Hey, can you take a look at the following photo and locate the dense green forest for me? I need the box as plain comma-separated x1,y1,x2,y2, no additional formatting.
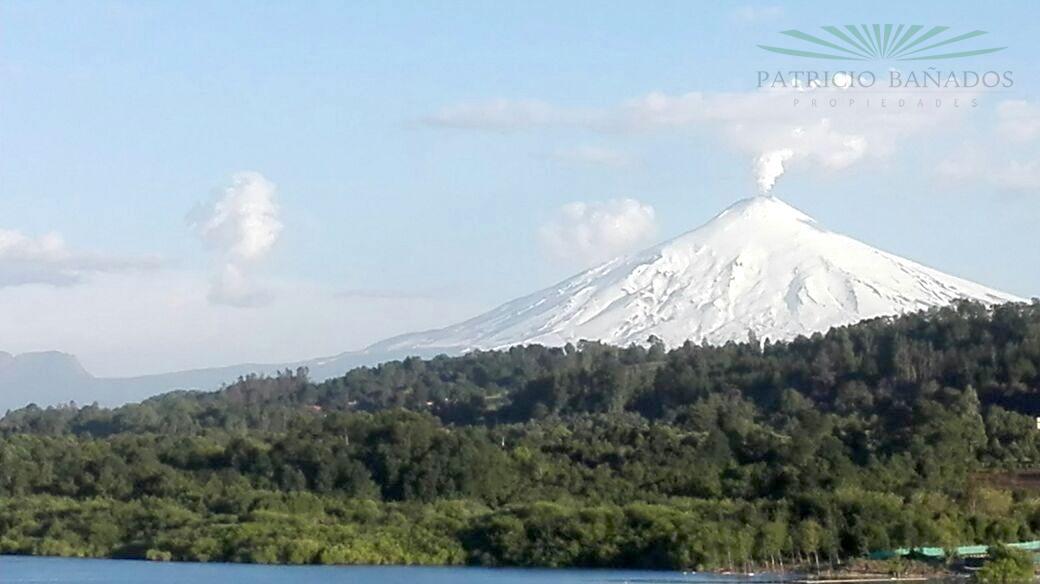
2,300,1040,570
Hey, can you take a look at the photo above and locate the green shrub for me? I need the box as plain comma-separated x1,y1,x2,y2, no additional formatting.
145,549,173,561
977,545,1034,584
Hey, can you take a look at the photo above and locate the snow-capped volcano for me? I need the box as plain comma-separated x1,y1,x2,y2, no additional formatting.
0,196,1024,412
370,196,1021,352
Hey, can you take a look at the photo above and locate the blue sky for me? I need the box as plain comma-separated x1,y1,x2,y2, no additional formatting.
1,1,1038,375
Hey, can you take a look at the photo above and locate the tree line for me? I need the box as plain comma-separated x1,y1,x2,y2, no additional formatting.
1,300,1040,570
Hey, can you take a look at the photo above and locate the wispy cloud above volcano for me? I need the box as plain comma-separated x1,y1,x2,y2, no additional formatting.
427,85,974,193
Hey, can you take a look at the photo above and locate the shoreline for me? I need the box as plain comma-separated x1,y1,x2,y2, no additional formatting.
0,552,956,581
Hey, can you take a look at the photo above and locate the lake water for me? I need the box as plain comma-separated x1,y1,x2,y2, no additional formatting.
0,557,781,584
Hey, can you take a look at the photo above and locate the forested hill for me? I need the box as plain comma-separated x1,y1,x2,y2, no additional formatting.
1,300,1040,569
7,300,1040,436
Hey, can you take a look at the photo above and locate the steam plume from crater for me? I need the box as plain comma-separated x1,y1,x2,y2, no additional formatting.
754,149,794,194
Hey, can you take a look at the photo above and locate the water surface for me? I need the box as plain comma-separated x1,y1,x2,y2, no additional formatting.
0,557,779,584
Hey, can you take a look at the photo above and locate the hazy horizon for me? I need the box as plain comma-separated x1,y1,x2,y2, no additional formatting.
2,1,1039,377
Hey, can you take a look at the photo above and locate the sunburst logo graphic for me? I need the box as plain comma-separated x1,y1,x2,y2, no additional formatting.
758,25,1006,61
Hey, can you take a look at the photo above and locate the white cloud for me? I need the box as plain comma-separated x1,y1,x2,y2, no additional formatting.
936,99,1040,192
992,160,1040,190
617,90,963,188
208,263,272,307
996,100,1040,142
0,228,161,287
939,148,1040,191
190,171,283,306
429,86,973,193
192,171,282,261
539,198,658,267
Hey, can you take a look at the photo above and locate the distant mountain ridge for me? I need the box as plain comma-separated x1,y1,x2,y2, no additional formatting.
0,348,442,413
0,351,91,392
